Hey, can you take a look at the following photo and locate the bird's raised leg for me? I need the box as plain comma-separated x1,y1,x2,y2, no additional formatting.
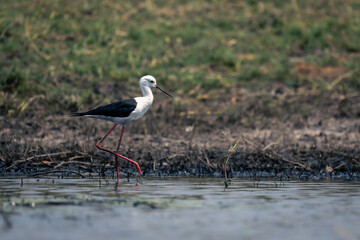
96,124,143,178
114,126,125,182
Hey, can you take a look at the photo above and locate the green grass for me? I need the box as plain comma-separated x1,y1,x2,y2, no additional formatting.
1,0,360,116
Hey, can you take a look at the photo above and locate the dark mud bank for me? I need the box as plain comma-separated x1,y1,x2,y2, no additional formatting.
1,114,359,180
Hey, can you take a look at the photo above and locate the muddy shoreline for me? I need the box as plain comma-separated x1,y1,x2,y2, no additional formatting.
1,91,360,180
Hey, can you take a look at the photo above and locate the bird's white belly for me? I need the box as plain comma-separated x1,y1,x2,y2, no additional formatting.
87,115,133,125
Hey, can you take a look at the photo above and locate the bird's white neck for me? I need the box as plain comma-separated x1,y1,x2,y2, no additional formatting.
141,85,153,98
134,85,154,115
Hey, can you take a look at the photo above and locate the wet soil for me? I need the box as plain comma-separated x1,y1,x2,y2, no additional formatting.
1,89,359,180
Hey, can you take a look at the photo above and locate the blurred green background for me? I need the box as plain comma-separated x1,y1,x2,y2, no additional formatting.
1,0,359,117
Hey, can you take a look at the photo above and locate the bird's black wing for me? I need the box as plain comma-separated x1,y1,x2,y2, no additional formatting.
72,99,137,118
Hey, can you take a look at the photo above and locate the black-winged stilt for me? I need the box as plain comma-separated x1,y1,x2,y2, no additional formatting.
72,75,172,182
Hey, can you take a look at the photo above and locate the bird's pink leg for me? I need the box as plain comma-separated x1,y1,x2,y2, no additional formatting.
96,124,143,178
114,126,125,182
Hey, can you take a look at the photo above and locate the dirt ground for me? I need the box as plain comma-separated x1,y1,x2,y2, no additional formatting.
1,88,359,180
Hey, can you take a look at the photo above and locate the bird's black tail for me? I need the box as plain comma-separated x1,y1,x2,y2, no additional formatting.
70,112,86,117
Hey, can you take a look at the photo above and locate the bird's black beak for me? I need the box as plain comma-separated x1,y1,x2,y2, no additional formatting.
155,85,173,97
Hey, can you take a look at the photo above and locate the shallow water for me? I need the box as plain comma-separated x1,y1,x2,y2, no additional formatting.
1,177,360,240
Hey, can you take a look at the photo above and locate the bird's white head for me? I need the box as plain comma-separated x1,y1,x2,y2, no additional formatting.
139,75,173,97
140,75,157,88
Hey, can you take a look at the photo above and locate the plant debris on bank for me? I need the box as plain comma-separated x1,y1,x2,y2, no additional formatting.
1,90,359,181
